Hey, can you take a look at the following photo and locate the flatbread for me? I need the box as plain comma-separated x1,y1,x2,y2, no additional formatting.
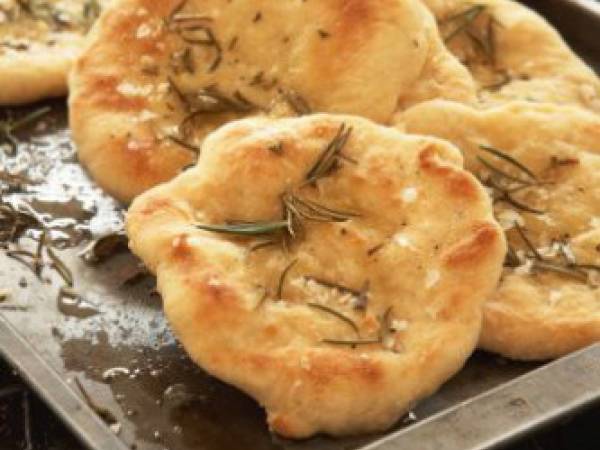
69,0,476,203
126,114,506,437
0,0,106,105
398,100,600,360
397,0,477,110
417,0,600,112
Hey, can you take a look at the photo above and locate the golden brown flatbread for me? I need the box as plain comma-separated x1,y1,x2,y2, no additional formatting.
0,0,106,104
398,100,600,360
126,114,506,437
69,0,476,203
418,0,600,112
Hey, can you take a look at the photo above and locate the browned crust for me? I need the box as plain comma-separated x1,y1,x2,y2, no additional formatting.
481,304,600,361
443,222,501,266
419,145,479,199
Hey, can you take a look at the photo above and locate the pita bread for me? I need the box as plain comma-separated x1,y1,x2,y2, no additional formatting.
69,0,476,203
126,114,506,437
398,100,600,360
0,0,106,105
417,0,600,112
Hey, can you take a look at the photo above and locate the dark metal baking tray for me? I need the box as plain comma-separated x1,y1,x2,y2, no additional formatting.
0,1,599,449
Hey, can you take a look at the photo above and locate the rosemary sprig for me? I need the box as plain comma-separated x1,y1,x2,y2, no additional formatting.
1,106,51,155
282,192,358,223
82,0,101,25
477,156,533,186
195,220,290,236
480,145,537,181
276,259,297,299
166,1,222,73
321,338,381,347
171,79,257,116
6,249,41,275
307,303,359,334
166,134,201,155
320,306,397,349
182,26,222,73
477,144,545,215
510,223,599,284
305,276,370,310
0,201,42,242
280,88,312,115
79,231,128,263
513,222,542,260
194,122,358,244
442,4,486,43
532,260,587,282
14,0,82,29
487,179,545,215
442,4,501,66
305,123,353,185
504,244,520,268
46,244,73,287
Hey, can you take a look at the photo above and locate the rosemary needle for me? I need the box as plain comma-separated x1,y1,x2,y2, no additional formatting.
276,259,297,299
307,303,359,335
196,220,289,236
443,4,486,43
321,338,381,347
479,145,537,181
305,123,353,185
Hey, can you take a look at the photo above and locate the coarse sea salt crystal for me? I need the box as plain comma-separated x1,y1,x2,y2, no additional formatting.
401,187,418,203
207,277,222,287
391,319,408,332
548,290,562,306
496,209,524,230
393,233,414,249
136,23,153,39
425,269,440,289
116,82,153,97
